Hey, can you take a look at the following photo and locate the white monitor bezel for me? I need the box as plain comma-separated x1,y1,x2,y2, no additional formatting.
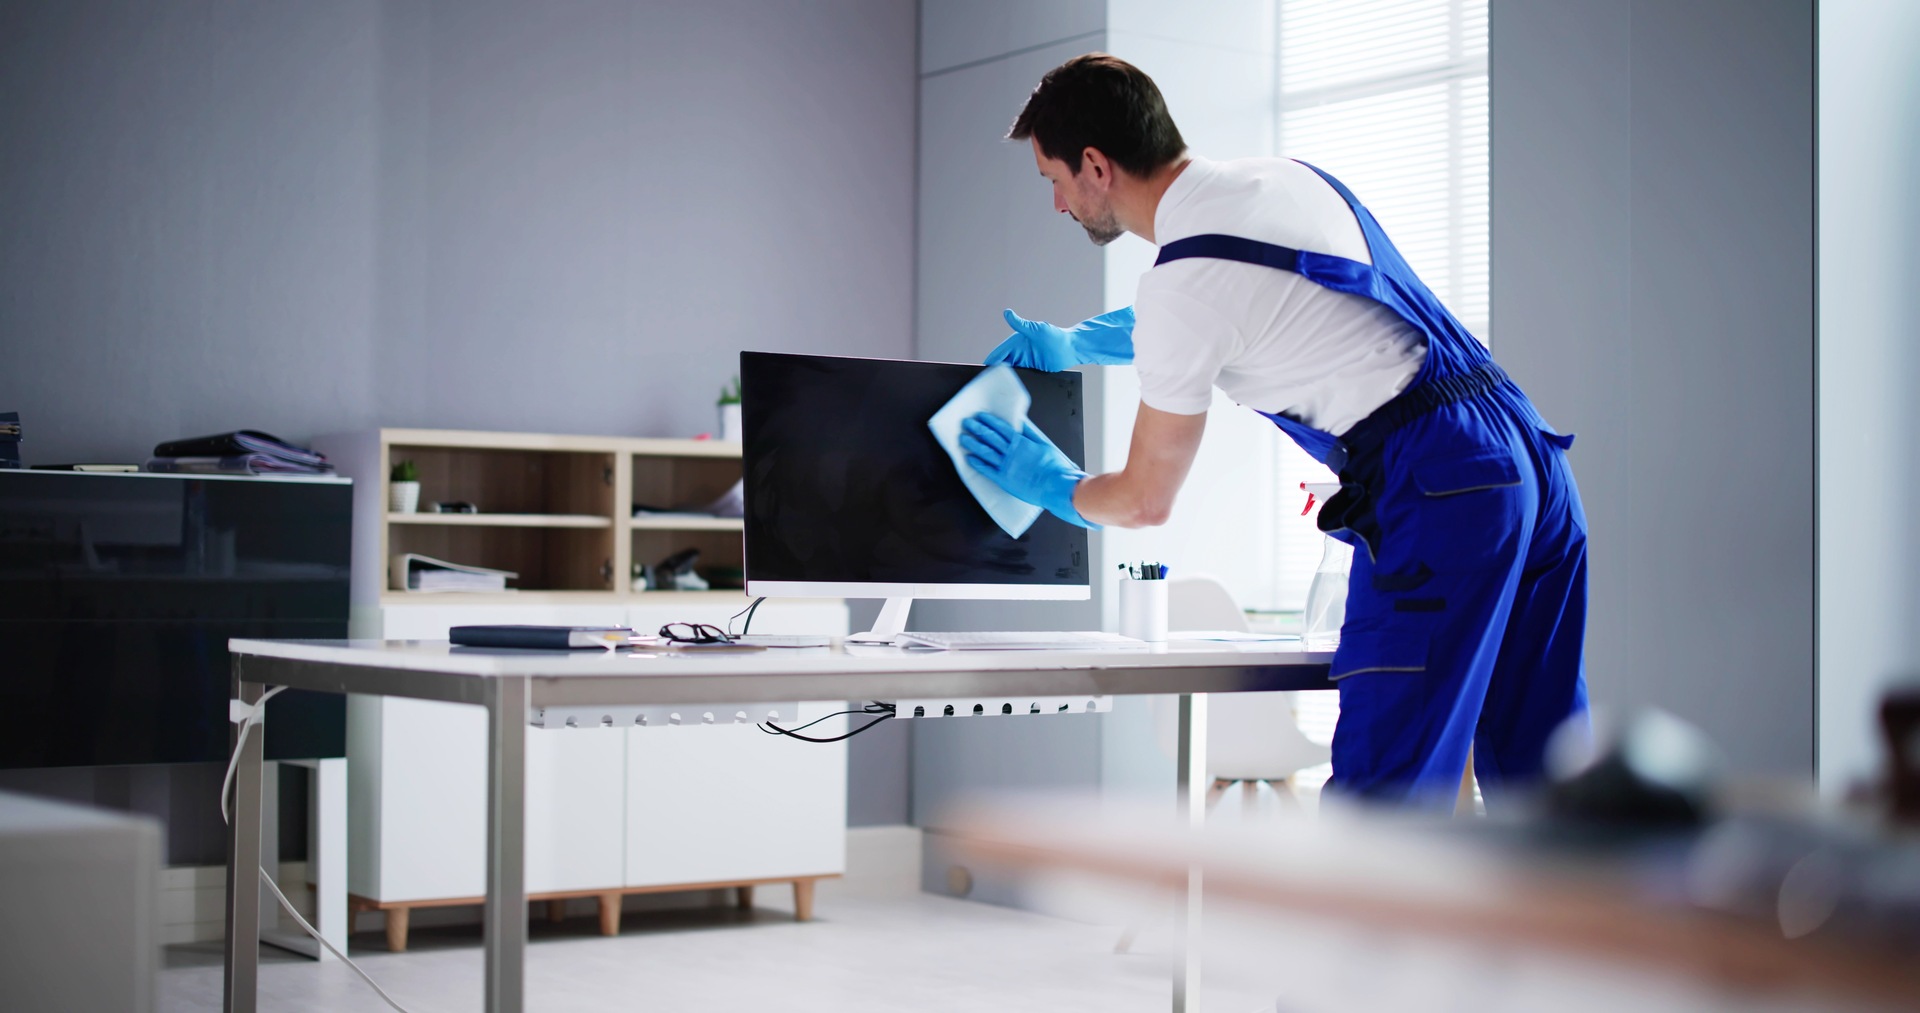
745,579,1089,601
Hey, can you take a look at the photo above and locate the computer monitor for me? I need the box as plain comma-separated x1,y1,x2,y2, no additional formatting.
740,352,1090,639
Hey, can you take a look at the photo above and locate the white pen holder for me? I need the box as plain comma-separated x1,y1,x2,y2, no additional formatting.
1118,578,1168,643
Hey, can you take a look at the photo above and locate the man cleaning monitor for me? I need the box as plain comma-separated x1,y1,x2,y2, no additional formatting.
957,54,1590,809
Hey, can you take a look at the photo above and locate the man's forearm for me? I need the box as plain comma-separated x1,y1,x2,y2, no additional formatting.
1063,400,1207,529
1074,470,1174,528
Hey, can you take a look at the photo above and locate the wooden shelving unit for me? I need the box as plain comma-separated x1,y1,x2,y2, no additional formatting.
321,428,758,601
310,428,851,953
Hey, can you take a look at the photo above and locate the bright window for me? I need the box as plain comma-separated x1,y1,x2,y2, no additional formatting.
1271,0,1489,792
1266,0,1491,613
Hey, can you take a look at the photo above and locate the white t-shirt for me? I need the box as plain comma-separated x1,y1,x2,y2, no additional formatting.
1133,156,1427,434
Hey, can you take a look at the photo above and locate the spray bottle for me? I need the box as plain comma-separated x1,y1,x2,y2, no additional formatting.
1299,483,1353,645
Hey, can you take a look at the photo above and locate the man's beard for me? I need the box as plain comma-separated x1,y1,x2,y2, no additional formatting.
1074,206,1123,246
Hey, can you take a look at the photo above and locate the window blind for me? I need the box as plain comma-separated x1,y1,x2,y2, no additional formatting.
1265,0,1489,616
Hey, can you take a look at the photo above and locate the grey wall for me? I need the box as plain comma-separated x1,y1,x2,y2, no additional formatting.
911,4,1111,896
1816,0,1920,794
1490,0,1815,776
0,0,916,463
0,0,920,844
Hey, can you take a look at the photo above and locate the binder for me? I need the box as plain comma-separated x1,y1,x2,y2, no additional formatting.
391,553,517,592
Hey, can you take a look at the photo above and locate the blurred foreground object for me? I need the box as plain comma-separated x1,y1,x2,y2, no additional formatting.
1883,687,1920,823
0,791,160,1012
1545,709,1719,829
947,780,1920,1010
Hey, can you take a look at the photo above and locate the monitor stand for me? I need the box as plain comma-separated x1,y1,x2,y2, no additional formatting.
845,597,913,644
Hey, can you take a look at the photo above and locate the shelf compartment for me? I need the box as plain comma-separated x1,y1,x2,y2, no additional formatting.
387,445,615,519
388,524,614,593
631,528,745,591
390,513,611,529
630,454,740,518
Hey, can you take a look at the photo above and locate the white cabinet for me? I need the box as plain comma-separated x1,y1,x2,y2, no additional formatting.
348,598,849,920
626,706,846,887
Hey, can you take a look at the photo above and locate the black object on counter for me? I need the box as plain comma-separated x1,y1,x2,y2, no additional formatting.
0,469,351,767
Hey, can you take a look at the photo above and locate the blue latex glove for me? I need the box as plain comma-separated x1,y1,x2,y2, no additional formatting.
959,413,1100,529
983,306,1136,371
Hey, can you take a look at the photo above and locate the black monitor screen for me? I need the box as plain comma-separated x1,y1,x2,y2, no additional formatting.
741,352,1090,588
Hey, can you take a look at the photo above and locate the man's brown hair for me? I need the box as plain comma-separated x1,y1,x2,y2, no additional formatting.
1007,54,1186,177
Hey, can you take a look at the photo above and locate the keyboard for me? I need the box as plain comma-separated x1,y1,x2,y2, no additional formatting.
895,631,1145,651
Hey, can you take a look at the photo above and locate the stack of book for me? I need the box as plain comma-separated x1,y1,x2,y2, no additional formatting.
145,430,334,475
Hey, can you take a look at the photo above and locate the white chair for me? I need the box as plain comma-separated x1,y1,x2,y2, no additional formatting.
1167,576,1331,808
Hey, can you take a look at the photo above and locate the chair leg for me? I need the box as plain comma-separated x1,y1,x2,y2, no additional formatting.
384,906,410,953
1242,779,1259,809
597,892,621,936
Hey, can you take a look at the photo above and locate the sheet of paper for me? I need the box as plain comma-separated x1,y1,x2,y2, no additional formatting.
1169,630,1303,643
927,364,1044,539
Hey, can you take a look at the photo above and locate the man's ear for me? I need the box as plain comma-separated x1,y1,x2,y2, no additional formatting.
1079,147,1114,188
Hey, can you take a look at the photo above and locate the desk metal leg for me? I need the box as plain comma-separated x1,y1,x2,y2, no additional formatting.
1174,692,1208,1013
484,677,529,1013
223,675,264,1013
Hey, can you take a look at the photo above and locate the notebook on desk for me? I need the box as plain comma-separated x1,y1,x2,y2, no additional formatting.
450,625,632,650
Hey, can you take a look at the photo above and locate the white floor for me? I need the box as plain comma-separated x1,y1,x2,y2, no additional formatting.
159,890,1277,1013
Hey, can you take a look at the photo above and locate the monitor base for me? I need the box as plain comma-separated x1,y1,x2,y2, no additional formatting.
845,597,913,644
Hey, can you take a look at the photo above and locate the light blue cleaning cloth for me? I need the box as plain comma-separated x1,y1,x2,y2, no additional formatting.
928,364,1044,539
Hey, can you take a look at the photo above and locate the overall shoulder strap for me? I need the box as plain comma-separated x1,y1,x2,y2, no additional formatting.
1155,234,1302,271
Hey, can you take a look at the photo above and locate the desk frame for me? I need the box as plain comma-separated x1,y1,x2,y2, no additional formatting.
222,645,1332,1013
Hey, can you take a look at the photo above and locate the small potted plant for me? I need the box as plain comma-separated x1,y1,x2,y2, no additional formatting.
389,459,421,513
717,375,743,443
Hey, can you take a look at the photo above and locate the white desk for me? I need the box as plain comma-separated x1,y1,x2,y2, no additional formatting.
221,637,1335,1013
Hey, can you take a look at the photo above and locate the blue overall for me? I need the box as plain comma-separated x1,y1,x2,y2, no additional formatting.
1155,163,1590,808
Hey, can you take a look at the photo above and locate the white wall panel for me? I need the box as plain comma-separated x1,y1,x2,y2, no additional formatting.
1490,0,1814,776
1816,0,1920,793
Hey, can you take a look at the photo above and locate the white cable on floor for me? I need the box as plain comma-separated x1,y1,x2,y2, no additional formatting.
257,862,418,1013
223,685,423,1013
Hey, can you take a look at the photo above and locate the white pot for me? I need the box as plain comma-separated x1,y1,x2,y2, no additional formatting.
718,402,743,442
389,481,421,514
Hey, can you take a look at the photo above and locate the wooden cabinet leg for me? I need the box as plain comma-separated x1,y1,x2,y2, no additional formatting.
385,906,410,953
735,885,754,910
791,879,815,922
597,892,621,936
547,899,567,924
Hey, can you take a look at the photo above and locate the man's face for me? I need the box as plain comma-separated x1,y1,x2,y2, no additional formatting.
1032,138,1122,246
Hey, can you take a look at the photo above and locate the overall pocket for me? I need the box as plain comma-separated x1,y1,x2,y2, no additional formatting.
1330,629,1429,680
1412,449,1523,497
